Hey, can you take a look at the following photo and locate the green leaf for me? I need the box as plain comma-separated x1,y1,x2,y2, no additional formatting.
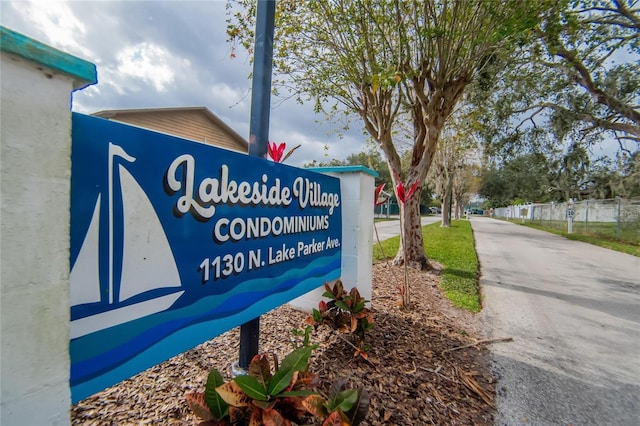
346,387,370,426
204,369,229,420
335,300,350,311
268,346,312,395
322,291,336,299
267,369,294,396
328,389,358,412
234,375,268,401
278,389,318,398
279,346,312,374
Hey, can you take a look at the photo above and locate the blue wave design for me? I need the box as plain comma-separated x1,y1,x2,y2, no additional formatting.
71,252,341,403
71,252,340,361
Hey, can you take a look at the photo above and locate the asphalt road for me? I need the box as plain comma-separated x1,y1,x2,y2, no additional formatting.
472,217,640,425
372,216,441,241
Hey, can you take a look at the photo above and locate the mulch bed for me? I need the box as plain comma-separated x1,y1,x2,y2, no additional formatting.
71,262,495,425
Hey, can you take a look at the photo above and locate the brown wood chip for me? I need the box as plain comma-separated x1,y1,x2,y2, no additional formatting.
71,262,495,425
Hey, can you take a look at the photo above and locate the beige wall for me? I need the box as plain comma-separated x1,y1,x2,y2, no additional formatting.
108,110,247,153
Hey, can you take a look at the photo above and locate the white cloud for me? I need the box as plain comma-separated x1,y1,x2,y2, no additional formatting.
2,0,366,163
209,83,250,110
269,129,364,167
9,0,93,58
114,42,183,93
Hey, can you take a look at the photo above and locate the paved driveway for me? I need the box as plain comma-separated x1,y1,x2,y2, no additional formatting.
472,217,640,425
373,216,441,241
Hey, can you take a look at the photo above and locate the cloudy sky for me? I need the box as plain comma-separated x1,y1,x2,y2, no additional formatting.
1,0,366,166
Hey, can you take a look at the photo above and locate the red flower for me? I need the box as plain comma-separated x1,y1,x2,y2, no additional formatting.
374,183,386,206
267,141,286,162
396,180,419,204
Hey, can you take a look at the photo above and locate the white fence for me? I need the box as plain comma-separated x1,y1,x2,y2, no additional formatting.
494,198,640,244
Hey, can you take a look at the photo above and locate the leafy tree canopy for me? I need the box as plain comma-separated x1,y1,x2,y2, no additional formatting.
472,0,639,158
227,0,548,268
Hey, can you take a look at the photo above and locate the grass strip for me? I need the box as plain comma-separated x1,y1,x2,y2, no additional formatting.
372,220,481,312
423,221,480,312
504,220,640,257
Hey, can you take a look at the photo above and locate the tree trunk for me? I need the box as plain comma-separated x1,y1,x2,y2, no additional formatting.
455,196,466,219
441,181,453,227
393,191,429,270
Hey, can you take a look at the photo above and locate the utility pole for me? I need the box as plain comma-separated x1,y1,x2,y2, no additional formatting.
238,0,276,371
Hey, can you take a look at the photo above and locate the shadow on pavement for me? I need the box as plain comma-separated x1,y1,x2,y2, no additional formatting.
491,353,640,426
482,279,639,323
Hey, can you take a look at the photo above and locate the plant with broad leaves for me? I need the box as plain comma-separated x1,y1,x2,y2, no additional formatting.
303,379,369,426
185,368,230,426
268,141,301,163
187,347,315,425
186,345,369,425
307,280,374,359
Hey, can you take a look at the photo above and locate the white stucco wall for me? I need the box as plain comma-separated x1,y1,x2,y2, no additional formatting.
289,168,375,312
1,53,81,425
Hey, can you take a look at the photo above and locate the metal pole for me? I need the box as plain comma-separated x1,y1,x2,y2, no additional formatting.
616,197,621,239
238,0,275,371
585,199,589,232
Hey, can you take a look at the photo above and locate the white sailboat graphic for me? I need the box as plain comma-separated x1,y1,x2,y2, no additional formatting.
70,142,184,339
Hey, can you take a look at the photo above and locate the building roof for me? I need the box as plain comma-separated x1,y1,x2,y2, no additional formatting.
92,106,248,151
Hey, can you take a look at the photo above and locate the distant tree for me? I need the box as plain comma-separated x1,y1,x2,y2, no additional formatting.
453,166,479,220
548,142,592,201
303,158,346,168
586,158,619,198
305,148,393,190
479,153,554,206
478,167,512,208
604,151,640,198
478,144,640,205
427,107,479,226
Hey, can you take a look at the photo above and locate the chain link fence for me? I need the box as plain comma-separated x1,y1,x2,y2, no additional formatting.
494,198,640,245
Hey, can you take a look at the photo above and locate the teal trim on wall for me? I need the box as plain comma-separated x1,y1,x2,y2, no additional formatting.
1,26,97,90
309,165,379,178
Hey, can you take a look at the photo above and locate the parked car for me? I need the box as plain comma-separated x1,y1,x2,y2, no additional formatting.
428,207,441,214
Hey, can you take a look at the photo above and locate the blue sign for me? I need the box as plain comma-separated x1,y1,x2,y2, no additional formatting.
69,113,341,402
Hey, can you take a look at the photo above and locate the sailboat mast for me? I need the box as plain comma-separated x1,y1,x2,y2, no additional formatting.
108,142,136,305
108,143,115,304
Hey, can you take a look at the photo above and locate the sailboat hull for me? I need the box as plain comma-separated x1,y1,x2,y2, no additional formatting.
70,291,184,340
